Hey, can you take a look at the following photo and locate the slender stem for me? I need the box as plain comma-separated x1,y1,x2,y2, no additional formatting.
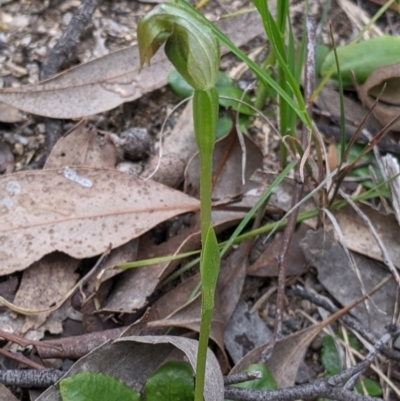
193,88,220,401
254,50,276,111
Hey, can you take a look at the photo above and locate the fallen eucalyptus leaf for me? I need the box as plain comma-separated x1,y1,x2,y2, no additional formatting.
0,168,199,275
0,12,265,119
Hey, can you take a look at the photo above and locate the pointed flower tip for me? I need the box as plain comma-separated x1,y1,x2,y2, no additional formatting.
137,1,220,91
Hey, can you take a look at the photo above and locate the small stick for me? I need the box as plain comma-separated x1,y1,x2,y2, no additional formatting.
293,285,400,361
40,0,98,157
0,369,64,388
224,371,262,386
0,348,45,370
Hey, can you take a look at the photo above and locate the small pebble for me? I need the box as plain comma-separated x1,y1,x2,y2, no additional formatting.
13,142,23,156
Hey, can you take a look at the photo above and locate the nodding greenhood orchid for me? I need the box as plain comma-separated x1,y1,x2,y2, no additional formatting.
138,3,221,400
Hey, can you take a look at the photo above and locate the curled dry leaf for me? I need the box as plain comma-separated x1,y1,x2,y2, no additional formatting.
0,168,199,275
13,253,79,335
358,62,400,131
229,325,323,388
45,121,117,169
0,12,265,119
36,335,224,401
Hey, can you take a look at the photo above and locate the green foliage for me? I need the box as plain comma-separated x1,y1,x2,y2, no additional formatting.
145,361,195,401
225,364,277,401
168,70,255,116
320,335,382,400
59,372,141,401
339,143,385,190
320,36,400,87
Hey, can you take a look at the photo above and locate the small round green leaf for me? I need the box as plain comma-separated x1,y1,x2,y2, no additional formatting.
59,372,140,401
216,117,233,139
168,70,194,99
145,361,194,401
217,86,255,116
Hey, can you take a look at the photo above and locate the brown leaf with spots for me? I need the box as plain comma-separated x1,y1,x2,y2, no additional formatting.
0,12,265,119
0,168,199,275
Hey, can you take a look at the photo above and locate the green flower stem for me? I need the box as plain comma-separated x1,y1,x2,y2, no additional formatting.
193,88,220,401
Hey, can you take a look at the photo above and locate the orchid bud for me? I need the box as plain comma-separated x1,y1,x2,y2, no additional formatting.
137,1,220,91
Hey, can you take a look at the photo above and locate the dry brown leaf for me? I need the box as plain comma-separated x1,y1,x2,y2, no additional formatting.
0,102,25,123
333,203,400,269
185,127,263,202
229,325,322,388
218,243,250,324
358,62,400,131
315,85,382,132
141,100,196,188
0,12,265,119
0,383,19,401
300,228,397,339
247,224,309,277
101,229,200,313
13,253,79,334
0,168,199,275
45,121,117,169
148,273,227,364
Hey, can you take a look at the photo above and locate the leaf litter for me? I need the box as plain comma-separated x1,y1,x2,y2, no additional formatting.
2,0,400,399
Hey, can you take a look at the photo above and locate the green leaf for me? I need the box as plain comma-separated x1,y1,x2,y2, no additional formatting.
59,372,140,401
356,378,382,396
200,225,221,309
175,0,312,128
321,336,341,376
315,43,330,77
216,117,232,139
321,36,400,86
217,86,255,116
168,70,194,99
168,70,254,115
215,71,234,88
145,361,195,401
225,364,277,401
